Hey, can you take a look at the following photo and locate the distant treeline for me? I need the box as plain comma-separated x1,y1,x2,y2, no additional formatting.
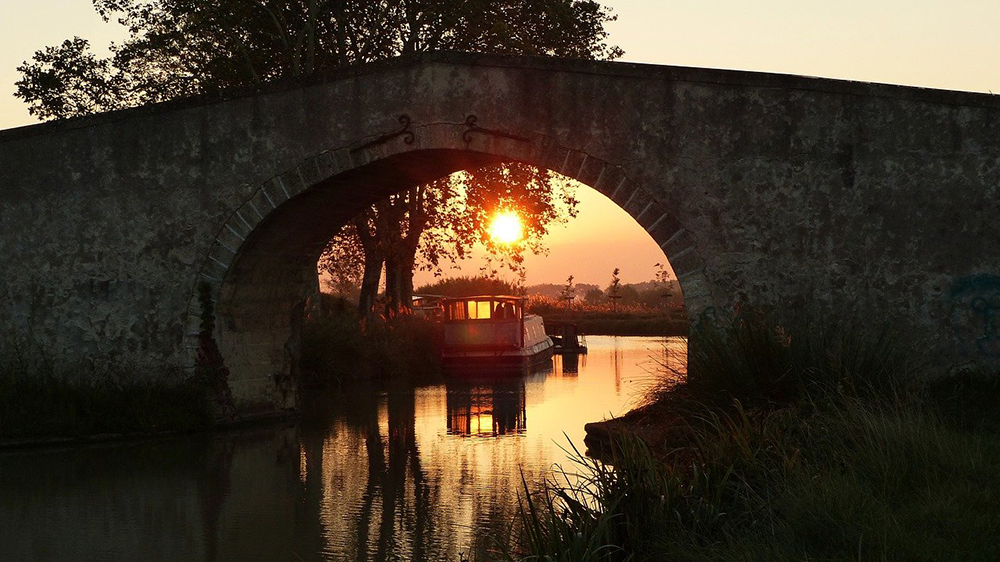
412,275,687,336
414,276,521,297
414,275,683,310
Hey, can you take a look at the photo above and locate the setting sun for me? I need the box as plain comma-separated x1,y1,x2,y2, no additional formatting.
488,211,523,244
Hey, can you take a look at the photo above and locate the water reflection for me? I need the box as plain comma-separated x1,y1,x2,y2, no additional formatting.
553,352,581,375
446,379,528,437
0,336,685,562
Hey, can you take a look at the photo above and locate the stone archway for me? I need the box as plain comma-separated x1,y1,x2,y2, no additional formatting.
190,117,710,411
5,53,999,412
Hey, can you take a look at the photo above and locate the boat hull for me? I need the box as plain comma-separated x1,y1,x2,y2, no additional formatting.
442,338,554,375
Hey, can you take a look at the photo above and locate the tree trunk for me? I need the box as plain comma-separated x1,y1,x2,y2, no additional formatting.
400,257,415,309
354,212,384,318
383,254,403,315
358,252,383,317
377,193,409,315
395,185,428,311
393,247,416,311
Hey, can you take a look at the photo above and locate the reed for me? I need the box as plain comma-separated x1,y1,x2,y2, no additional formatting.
501,315,1000,561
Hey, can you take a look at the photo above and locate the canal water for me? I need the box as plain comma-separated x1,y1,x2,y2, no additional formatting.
1,336,685,562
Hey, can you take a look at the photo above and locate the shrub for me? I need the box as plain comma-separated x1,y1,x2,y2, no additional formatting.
300,303,441,387
416,275,522,297
650,310,915,410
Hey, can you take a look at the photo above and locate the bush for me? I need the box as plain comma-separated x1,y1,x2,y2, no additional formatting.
300,303,441,387
416,275,522,297
649,310,914,410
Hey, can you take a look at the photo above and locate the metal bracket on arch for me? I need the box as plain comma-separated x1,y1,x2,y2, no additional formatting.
350,115,415,153
462,115,531,144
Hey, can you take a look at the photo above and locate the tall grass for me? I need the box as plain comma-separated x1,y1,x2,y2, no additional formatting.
526,295,673,316
527,294,687,336
501,313,1000,561
648,310,914,410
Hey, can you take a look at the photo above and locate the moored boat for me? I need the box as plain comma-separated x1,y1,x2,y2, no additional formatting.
439,295,554,374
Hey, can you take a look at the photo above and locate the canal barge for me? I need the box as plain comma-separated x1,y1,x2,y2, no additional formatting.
439,295,554,373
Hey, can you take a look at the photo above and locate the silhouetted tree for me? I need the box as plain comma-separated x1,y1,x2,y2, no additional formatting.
16,1,622,119
608,267,622,310
559,275,576,311
16,0,618,316
583,287,604,303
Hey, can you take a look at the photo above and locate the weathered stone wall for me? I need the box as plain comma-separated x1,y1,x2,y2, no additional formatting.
1,53,998,411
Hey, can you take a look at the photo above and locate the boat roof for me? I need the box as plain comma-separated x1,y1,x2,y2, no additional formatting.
440,295,526,301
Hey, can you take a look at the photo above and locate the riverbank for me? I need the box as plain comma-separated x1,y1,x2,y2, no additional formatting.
0,409,298,451
503,315,1000,561
540,311,686,336
0,304,438,443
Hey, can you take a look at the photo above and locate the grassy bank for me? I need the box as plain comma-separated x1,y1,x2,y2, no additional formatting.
500,313,1000,561
541,312,686,337
528,296,686,337
0,335,212,439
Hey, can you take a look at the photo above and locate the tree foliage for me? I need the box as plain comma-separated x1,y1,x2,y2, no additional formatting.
414,275,522,298
14,37,120,121
16,0,622,119
15,0,620,316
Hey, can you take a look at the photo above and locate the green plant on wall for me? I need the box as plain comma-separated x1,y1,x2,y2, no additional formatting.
195,282,235,419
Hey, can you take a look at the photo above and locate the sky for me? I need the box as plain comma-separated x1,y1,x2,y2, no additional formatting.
4,1,1000,285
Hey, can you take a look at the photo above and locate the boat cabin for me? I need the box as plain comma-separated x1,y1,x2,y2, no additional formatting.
439,295,554,372
441,296,527,349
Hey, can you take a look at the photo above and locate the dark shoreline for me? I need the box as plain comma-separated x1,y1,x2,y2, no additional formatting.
542,314,687,337
0,410,300,452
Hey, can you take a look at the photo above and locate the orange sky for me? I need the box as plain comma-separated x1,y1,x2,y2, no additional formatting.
5,1,1000,284
413,181,669,287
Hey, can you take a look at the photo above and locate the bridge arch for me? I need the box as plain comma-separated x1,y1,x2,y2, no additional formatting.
192,120,709,410
4,53,999,415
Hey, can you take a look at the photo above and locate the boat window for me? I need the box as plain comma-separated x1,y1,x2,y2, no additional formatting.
446,299,522,320
448,301,466,320
466,300,493,320
494,301,519,319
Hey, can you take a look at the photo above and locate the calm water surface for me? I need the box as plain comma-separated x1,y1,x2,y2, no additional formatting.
1,336,686,561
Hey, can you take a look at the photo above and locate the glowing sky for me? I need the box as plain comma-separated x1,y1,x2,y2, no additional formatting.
4,1,999,284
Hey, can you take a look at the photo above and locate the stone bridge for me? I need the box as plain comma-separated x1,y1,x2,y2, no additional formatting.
2,53,998,412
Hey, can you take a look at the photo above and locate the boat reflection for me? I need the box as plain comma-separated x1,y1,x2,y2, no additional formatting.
446,379,528,437
553,353,581,375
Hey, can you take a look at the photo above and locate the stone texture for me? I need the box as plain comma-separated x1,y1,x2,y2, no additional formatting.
1,52,999,411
